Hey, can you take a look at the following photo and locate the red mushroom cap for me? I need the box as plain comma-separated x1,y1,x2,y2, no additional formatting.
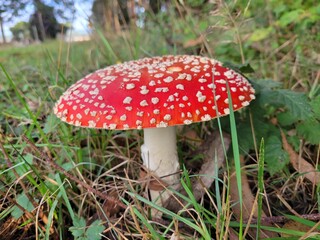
53,55,255,130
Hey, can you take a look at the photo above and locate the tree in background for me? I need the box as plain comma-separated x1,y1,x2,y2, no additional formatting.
29,0,75,41
0,0,75,43
29,0,59,41
149,0,162,14
0,0,28,43
9,21,30,42
90,0,170,33
91,0,131,33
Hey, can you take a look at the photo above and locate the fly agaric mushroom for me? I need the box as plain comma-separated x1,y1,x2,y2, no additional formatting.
53,55,255,207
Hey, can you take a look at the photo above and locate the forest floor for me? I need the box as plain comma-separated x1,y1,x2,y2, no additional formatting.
0,2,320,239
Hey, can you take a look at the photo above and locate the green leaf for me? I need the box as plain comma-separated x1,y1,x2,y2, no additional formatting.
259,89,312,121
11,193,35,219
236,104,276,155
86,220,105,240
277,111,297,126
69,216,86,238
73,216,87,228
222,62,254,75
43,113,61,134
311,95,320,119
8,154,33,181
287,135,300,152
278,9,304,27
249,27,273,42
256,79,282,89
2,107,30,121
297,118,320,144
251,79,281,94
237,117,271,154
237,122,254,154
69,216,104,240
265,136,289,175
238,63,255,74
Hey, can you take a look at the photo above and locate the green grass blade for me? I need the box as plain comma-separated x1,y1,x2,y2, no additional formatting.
96,28,119,63
55,174,75,220
285,214,320,230
0,64,47,142
45,193,61,240
257,138,265,239
126,192,207,237
214,149,222,213
226,81,243,239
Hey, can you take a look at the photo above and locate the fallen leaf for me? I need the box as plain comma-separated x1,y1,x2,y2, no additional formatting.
281,130,320,185
182,129,202,148
281,220,318,238
139,168,168,191
183,35,205,48
164,132,230,213
101,190,123,217
230,157,278,239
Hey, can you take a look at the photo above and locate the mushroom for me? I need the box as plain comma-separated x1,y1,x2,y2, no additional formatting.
53,55,255,208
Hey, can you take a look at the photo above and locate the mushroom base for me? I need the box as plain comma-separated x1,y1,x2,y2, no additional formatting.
141,126,180,207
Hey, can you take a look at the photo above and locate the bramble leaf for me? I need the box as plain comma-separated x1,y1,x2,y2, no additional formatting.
259,89,312,121
277,111,297,126
238,63,255,74
69,216,86,238
278,9,304,27
11,193,35,219
43,113,61,134
86,220,105,240
265,136,289,175
69,216,104,240
254,79,282,89
297,118,320,144
249,27,273,42
311,95,320,119
222,62,254,75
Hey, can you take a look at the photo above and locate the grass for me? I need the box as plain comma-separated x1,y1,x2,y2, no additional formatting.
1,1,320,239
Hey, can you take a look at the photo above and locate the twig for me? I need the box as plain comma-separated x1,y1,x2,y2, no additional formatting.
249,213,320,224
21,135,127,210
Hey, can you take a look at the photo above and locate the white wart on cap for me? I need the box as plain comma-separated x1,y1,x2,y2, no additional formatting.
53,55,255,129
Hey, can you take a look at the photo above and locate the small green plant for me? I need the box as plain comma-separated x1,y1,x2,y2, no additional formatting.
69,216,105,240
250,78,317,175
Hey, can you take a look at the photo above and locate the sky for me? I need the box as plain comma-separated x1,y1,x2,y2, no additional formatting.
3,1,93,40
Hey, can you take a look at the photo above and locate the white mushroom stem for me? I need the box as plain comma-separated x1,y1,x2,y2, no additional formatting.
141,126,180,206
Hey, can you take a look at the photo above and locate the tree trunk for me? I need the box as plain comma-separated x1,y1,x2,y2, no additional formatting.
128,0,136,22
105,3,112,32
0,17,6,43
112,1,121,33
37,12,46,41
149,0,162,14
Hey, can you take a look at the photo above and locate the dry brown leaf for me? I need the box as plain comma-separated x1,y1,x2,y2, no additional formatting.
89,190,122,229
281,220,319,238
139,168,168,191
281,131,320,185
164,132,230,213
183,35,205,48
230,157,278,239
182,129,203,148
101,191,123,218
